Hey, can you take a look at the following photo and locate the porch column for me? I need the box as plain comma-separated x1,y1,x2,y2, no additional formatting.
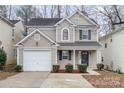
78,51,81,64
55,47,58,64
73,49,76,69
52,45,58,65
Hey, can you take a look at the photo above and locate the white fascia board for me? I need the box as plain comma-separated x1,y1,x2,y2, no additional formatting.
16,29,57,46
54,18,76,26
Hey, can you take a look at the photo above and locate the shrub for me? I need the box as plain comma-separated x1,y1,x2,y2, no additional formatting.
52,65,60,72
65,63,73,73
14,65,22,72
0,48,7,70
97,63,104,71
77,64,87,73
116,67,122,74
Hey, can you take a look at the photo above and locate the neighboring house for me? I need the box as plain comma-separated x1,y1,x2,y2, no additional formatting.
0,15,24,65
100,27,124,73
16,11,101,71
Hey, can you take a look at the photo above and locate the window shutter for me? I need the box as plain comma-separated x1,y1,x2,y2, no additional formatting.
79,30,82,40
88,30,91,40
59,50,62,60
69,50,71,60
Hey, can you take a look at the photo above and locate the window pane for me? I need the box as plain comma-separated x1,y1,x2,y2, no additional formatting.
62,51,69,59
80,30,88,40
83,35,88,39
63,29,68,40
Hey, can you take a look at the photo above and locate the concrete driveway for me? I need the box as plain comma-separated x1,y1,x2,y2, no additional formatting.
40,73,94,88
0,72,49,88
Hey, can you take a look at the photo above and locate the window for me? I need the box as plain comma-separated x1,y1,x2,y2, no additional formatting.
105,43,107,48
13,48,17,59
110,38,112,42
12,29,15,37
62,28,69,40
80,30,89,40
62,51,69,59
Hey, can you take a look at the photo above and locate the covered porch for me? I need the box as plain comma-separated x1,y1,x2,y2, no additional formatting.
53,41,101,70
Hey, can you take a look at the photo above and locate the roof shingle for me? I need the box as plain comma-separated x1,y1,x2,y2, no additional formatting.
9,20,20,24
27,18,62,26
58,41,101,47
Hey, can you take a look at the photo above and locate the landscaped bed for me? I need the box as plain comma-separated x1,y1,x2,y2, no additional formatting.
51,70,88,73
82,70,124,88
0,71,18,80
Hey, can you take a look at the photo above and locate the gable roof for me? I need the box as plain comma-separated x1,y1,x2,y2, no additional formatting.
9,20,20,24
68,11,99,27
0,15,14,27
16,29,57,46
27,18,62,26
54,18,76,26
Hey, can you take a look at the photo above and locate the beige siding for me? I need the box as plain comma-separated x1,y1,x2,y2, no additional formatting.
57,51,74,69
75,27,97,41
100,29,124,72
56,20,75,43
57,50,98,69
17,32,56,66
23,32,52,47
89,51,97,68
27,27,56,41
14,21,24,44
69,12,94,25
0,20,15,65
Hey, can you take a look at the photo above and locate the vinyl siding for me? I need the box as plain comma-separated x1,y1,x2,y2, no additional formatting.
100,29,124,72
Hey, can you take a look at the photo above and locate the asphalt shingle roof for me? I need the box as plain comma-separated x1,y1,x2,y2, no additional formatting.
27,18,62,26
9,20,20,24
58,41,101,46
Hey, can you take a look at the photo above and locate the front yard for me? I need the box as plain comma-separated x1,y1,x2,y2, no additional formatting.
0,71,18,80
83,70,124,88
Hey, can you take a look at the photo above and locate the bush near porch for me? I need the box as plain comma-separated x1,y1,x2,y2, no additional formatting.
77,64,87,73
52,63,88,73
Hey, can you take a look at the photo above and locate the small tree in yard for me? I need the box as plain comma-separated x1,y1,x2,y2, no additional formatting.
0,48,7,70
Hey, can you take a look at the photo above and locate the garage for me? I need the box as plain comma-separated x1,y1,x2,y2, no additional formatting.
23,49,51,71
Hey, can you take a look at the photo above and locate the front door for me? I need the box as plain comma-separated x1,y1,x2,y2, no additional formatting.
81,51,89,66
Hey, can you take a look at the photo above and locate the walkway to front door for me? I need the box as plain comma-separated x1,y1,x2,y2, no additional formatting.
40,73,94,88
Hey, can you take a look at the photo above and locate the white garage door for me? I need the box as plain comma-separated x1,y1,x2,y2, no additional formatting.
23,49,51,71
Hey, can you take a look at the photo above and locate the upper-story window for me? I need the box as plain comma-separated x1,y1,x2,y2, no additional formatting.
79,29,91,40
12,29,15,37
61,28,69,41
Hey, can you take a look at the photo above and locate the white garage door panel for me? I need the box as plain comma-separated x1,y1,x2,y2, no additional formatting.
23,50,51,71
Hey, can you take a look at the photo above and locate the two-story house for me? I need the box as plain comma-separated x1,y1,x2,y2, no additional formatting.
16,11,101,71
0,15,24,65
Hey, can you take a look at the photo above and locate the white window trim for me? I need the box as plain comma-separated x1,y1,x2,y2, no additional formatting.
80,29,89,40
61,27,70,41
62,51,69,60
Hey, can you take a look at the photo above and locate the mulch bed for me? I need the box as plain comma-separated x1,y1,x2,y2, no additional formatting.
0,71,19,80
82,70,124,88
51,70,88,73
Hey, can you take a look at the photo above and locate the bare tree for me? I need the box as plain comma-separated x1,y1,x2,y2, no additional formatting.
16,5,37,24
0,5,8,18
50,5,56,18
56,5,61,18
41,5,47,18
64,5,71,17
8,5,12,19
